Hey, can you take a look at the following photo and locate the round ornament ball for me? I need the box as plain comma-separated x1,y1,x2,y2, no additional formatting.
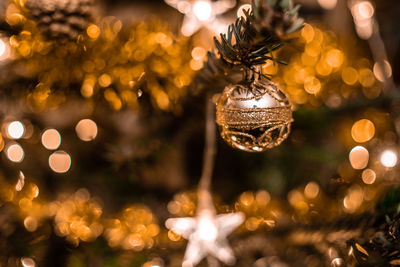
216,75,292,152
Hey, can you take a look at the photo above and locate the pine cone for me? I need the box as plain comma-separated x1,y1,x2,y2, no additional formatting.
25,0,95,39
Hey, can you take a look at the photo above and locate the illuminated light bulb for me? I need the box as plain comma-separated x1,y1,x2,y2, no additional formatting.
373,60,392,82
98,74,112,87
349,146,369,170
362,168,376,184
301,24,315,43
24,216,38,232
380,150,397,168
351,119,375,143
177,1,191,13
193,1,212,21
21,257,36,267
255,190,270,206
0,39,6,57
0,38,10,61
354,1,374,21
191,47,206,60
355,20,373,40
6,143,24,163
0,134,4,152
239,191,254,206
15,171,25,191
342,67,358,85
190,59,204,70
168,229,182,241
304,182,320,199
41,129,61,150
237,4,251,18
8,121,24,139
197,216,218,241
49,150,72,173
167,0,234,36
358,68,375,87
331,257,344,267
288,190,303,206
87,24,100,39
326,49,344,68
304,76,321,94
75,119,98,141
343,186,363,212
317,0,337,10
245,217,260,231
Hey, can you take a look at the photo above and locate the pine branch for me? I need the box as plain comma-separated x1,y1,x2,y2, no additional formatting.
196,0,303,92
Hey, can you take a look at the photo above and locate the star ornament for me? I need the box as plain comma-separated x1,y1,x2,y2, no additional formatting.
164,0,236,36
166,209,245,266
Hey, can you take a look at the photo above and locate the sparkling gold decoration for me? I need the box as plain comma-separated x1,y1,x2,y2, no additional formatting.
104,205,160,251
216,69,292,152
7,18,195,112
270,23,379,107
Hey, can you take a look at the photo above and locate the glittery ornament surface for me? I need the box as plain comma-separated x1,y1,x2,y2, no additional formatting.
216,77,292,152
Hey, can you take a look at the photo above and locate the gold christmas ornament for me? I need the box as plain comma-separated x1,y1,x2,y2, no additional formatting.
216,68,292,152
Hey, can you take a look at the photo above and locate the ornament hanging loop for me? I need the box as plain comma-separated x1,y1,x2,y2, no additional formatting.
244,65,262,82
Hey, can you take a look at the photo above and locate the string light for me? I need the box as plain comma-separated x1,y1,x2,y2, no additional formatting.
351,119,375,143
373,60,392,82
237,4,251,18
343,186,363,213
362,169,376,184
7,121,25,139
166,209,244,266
104,205,160,250
304,182,320,199
0,39,5,57
21,257,36,267
353,1,374,21
331,257,344,266
349,146,369,170
87,24,100,39
380,150,397,168
165,0,235,36
350,0,375,40
342,67,358,85
193,1,212,21
24,216,39,232
49,151,71,173
53,189,103,245
75,119,98,142
6,143,24,162
275,24,377,106
0,37,10,61
16,171,25,191
317,0,337,10
41,129,61,150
